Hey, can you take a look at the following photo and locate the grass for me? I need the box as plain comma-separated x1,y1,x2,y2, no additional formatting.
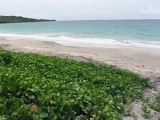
0,50,150,120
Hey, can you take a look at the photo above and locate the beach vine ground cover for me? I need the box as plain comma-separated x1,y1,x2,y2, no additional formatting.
0,50,150,120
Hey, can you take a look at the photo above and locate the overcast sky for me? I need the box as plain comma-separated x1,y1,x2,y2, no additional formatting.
0,0,160,20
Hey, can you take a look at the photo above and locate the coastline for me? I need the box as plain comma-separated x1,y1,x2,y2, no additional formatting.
0,36,160,79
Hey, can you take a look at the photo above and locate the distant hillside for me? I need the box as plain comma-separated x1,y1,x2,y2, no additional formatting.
0,16,56,23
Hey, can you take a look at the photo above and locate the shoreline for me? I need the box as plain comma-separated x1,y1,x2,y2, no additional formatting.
1,33,160,51
0,37,160,80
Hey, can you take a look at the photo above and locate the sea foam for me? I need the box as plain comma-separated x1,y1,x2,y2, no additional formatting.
0,33,160,49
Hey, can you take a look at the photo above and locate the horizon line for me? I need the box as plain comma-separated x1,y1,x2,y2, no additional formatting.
58,18,160,21
1,15,160,21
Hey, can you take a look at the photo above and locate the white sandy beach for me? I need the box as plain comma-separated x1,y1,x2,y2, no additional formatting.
0,37,160,80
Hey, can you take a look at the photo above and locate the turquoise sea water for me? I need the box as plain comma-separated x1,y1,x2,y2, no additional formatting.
0,20,160,48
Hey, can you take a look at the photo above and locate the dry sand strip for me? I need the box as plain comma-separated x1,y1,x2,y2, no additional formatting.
0,37,160,119
0,37,160,79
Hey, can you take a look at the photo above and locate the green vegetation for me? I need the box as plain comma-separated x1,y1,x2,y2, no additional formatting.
142,105,152,118
142,94,160,118
0,16,55,23
0,50,150,120
149,95,160,112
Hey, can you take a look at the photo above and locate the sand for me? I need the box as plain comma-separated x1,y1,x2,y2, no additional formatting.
0,36,160,119
0,37,160,79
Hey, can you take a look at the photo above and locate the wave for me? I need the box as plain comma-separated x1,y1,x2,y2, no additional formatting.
0,33,160,49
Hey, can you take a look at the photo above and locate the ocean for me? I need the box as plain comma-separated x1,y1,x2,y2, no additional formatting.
0,20,160,48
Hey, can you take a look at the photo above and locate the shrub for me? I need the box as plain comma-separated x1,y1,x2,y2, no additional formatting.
0,52,13,64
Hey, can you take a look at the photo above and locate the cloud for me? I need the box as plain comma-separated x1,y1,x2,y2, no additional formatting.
0,0,160,20
141,7,160,14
